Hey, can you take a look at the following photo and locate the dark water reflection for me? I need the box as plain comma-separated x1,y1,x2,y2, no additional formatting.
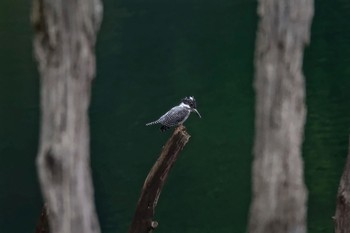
91,2,256,233
0,0,349,233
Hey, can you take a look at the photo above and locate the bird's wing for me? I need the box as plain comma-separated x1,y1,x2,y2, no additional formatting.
159,106,189,127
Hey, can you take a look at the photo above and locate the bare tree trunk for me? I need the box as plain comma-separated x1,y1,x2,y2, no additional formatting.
128,126,190,233
249,1,313,233
334,136,350,233
31,0,103,233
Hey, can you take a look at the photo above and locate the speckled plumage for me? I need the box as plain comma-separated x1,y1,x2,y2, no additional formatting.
146,96,201,132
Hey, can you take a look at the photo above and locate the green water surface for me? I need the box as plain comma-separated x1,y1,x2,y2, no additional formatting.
0,0,349,233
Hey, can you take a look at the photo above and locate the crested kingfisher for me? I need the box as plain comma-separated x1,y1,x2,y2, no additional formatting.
146,96,201,132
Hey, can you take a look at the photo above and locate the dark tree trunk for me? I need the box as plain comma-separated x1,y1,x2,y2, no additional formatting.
334,136,350,233
35,205,49,233
31,0,103,233
128,126,190,233
249,1,313,233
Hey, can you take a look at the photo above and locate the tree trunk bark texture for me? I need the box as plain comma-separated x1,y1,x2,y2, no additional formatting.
334,136,350,233
249,1,313,233
31,0,103,233
128,126,190,233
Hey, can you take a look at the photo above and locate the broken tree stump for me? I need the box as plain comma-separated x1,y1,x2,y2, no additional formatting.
128,125,190,233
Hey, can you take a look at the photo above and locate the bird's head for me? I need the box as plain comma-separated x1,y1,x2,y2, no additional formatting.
181,96,201,118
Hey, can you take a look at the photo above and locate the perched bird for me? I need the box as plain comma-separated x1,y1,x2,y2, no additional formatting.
146,96,201,132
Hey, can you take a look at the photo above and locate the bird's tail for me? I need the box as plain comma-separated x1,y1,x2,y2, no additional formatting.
146,120,160,126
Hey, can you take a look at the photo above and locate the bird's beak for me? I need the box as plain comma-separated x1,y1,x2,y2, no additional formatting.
193,109,201,118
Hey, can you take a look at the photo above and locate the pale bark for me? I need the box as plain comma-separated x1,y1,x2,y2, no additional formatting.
31,0,103,233
128,126,190,233
249,1,313,233
334,136,350,233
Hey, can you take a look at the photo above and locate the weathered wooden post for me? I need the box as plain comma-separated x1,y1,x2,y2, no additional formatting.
128,126,190,233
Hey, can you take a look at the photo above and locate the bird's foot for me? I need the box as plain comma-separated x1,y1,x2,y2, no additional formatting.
160,125,170,132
